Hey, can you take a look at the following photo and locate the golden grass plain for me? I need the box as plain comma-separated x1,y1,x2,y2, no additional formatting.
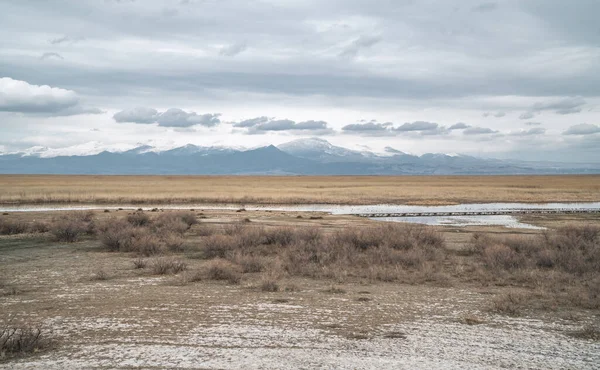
0,174,599,205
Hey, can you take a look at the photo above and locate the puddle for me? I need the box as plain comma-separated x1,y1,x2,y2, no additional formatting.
375,215,545,229
2,202,598,229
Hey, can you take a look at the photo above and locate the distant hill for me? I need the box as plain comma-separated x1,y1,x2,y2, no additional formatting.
1,138,598,175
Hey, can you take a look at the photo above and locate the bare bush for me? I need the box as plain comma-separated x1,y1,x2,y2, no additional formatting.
233,253,267,273
92,269,109,281
490,291,527,316
260,279,279,292
126,212,151,227
130,233,165,256
133,258,147,269
151,258,187,275
154,213,190,235
0,219,29,235
97,219,136,252
1,324,48,358
205,260,242,284
50,215,89,242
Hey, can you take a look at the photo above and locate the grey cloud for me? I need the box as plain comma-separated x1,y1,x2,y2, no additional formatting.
156,108,221,127
113,107,221,127
0,77,100,115
233,116,270,128
472,2,498,12
252,119,295,131
49,35,84,45
40,52,64,60
342,122,392,132
251,119,330,132
519,112,536,120
339,35,382,58
449,122,470,130
113,107,159,124
563,123,600,135
463,127,498,135
220,43,247,57
509,128,546,136
394,121,439,132
483,111,505,118
236,118,332,133
524,121,542,126
384,146,404,154
531,97,586,115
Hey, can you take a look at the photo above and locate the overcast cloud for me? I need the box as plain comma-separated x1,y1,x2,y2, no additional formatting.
0,0,599,162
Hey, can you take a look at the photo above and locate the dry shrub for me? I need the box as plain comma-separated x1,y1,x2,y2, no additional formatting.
260,279,279,292
151,258,187,275
491,291,527,316
130,233,165,256
282,224,445,281
50,214,90,242
133,258,147,269
97,218,136,252
29,221,50,233
482,244,523,270
154,213,190,235
1,324,48,359
472,226,600,276
205,259,242,284
126,212,151,227
163,233,185,252
92,269,109,281
233,252,267,273
262,227,296,246
0,219,29,235
196,224,219,237
567,325,600,341
200,235,239,259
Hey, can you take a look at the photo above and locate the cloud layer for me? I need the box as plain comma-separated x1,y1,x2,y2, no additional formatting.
0,77,100,116
114,107,221,127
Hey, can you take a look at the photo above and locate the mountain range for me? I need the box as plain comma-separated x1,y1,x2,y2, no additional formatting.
1,138,598,175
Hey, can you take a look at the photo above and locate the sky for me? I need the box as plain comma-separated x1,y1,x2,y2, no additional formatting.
1,0,599,162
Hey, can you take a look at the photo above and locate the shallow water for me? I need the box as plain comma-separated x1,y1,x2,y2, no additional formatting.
374,215,546,229
2,202,599,229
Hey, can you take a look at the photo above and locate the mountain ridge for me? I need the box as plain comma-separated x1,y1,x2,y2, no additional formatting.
1,138,599,175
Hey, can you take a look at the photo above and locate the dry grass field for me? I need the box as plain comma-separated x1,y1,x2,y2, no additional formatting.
1,209,600,368
0,175,599,205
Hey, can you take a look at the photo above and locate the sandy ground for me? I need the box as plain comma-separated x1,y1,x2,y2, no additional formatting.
1,210,599,369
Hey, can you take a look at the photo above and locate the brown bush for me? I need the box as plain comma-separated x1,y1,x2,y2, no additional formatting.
29,221,50,233
50,218,88,242
260,279,279,292
163,233,185,252
154,213,190,235
490,291,527,316
0,219,29,235
97,219,136,252
199,235,239,259
482,244,523,270
151,258,187,275
234,253,267,273
472,226,600,276
133,257,147,269
1,324,48,358
126,212,151,227
205,260,242,284
130,233,165,256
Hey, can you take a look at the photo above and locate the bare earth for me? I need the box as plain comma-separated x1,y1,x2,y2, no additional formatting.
1,175,599,205
1,209,599,369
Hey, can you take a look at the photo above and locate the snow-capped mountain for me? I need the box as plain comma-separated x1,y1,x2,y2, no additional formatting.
278,138,378,162
0,138,598,175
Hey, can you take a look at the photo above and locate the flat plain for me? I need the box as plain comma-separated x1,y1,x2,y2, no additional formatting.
1,175,599,369
1,174,599,205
